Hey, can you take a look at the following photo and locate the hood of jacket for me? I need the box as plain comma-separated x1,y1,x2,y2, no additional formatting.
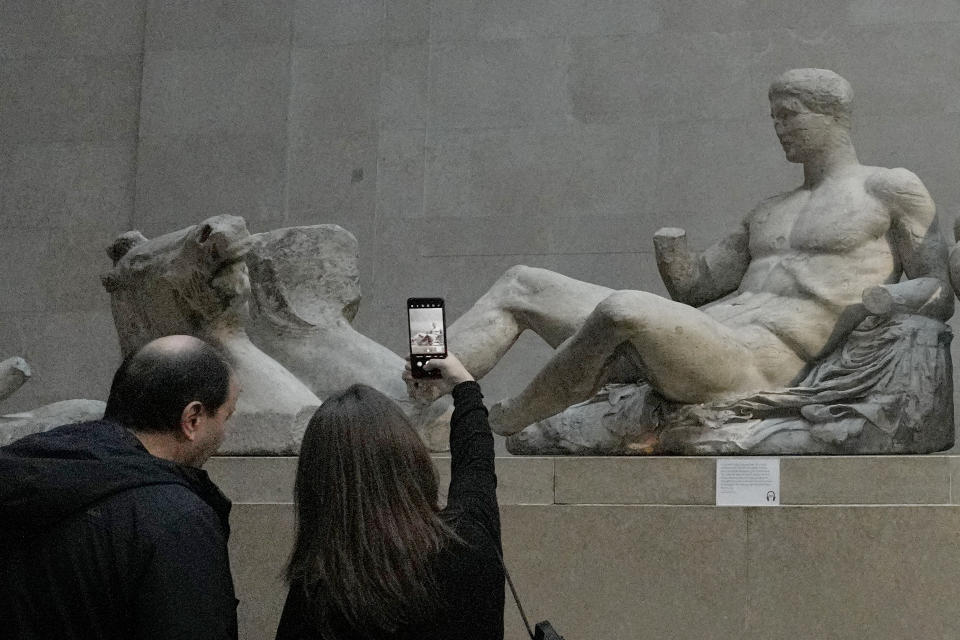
0,419,231,531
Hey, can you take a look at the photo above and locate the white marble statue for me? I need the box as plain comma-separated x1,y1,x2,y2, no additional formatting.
0,356,107,447
102,215,450,453
103,216,321,453
949,218,960,299
3,218,451,452
244,225,452,450
1,399,108,446
410,68,954,454
0,357,31,403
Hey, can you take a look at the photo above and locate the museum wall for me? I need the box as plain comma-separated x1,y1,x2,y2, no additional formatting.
2,1,960,437
0,1,144,411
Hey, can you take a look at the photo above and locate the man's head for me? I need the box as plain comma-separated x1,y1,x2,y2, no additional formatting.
104,335,239,467
768,68,854,162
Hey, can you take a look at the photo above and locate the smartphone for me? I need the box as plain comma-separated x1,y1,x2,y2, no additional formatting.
407,297,446,378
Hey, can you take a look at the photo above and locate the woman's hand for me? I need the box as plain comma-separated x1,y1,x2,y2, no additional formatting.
403,352,474,403
423,352,474,385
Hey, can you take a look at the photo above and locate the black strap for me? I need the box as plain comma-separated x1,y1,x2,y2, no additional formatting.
497,549,535,640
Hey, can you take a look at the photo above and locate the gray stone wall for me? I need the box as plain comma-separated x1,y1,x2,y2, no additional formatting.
0,1,144,411
3,2,960,433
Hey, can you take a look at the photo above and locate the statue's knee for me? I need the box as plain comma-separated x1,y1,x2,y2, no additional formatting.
500,264,532,286
594,291,654,330
495,264,539,301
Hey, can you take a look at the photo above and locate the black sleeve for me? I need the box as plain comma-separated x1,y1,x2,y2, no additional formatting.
133,501,238,640
445,381,500,546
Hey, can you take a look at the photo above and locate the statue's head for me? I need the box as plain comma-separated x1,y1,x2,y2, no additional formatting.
768,68,854,162
102,215,254,356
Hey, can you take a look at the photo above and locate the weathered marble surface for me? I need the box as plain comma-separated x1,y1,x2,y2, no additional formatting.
418,69,956,455
245,225,451,450
1,216,449,453
949,219,960,301
101,215,320,454
0,357,31,403
0,399,106,446
99,215,448,453
508,314,953,455
0,356,107,446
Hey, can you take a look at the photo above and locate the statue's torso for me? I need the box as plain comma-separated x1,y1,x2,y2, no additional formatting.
705,167,902,361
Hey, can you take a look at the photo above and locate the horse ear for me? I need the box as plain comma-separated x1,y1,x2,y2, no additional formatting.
106,230,149,266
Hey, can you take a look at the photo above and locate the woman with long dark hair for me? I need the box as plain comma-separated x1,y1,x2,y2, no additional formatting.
276,354,504,640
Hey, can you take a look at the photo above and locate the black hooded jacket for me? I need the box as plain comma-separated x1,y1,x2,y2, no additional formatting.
0,420,238,640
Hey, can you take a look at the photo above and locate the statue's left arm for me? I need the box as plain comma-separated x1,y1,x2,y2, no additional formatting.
862,169,954,320
653,220,750,308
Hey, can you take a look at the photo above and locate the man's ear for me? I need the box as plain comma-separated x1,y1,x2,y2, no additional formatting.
180,401,205,441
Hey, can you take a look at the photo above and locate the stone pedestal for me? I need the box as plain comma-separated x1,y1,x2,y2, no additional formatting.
208,455,960,640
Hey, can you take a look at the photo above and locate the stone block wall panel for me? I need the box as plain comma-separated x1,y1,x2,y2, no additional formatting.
139,47,289,138
135,38,291,233
0,0,145,58
430,0,660,42
134,133,287,235
0,56,142,145
744,506,960,638
378,43,429,130
1,142,135,232
144,0,293,51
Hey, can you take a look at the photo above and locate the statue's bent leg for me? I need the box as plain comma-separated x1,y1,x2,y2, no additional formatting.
409,266,613,404
491,290,800,435
449,265,614,377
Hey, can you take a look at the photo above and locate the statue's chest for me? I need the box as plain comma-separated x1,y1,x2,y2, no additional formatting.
751,188,890,255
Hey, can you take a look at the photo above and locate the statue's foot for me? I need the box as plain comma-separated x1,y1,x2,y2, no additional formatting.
488,399,532,436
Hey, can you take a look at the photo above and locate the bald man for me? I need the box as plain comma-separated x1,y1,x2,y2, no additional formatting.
0,335,241,640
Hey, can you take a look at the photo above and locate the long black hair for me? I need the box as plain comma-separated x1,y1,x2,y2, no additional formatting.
286,384,455,636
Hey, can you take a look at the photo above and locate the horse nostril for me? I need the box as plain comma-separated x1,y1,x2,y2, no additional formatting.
199,224,213,243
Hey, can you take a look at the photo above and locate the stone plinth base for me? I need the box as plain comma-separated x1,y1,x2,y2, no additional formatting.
207,455,960,640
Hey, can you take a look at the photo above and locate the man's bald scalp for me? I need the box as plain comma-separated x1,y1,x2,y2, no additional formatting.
104,335,233,433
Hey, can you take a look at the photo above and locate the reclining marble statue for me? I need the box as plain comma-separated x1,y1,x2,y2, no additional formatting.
410,68,955,454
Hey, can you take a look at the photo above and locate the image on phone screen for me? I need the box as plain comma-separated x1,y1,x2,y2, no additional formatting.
408,307,446,355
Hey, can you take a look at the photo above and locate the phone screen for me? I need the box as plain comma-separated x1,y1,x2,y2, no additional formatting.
408,298,446,378
408,305,446,355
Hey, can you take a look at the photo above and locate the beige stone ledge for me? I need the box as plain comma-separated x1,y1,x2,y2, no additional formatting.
207,454,960,506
